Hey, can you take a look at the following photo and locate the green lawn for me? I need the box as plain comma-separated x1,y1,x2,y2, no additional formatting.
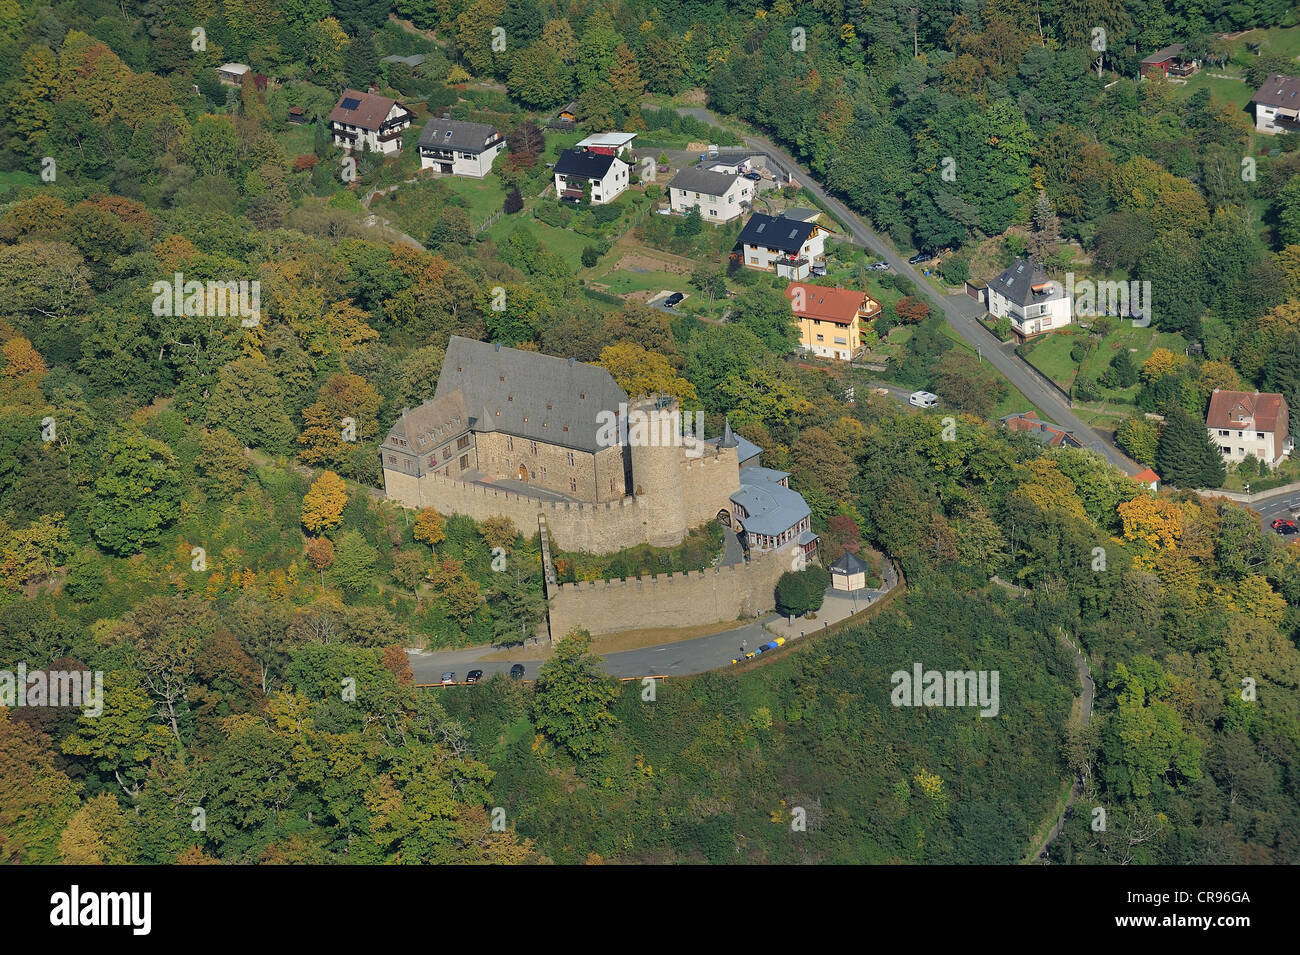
594,267,686,297
1173,71,1254,111
0,169,39,190
438,173,507,224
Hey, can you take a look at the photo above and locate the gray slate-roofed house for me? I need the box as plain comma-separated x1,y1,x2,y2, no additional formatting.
667,166,754,223
1252,74,1300,134
418,117,504,177
729,466,815,556
985,257,1072,340
382,54,426,67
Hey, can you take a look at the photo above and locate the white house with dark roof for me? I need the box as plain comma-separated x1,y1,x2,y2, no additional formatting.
329,89,412,154
418,117,504,177
737,212,828,280
554,146,629,204
667,166,754,223
986,258,1071,339
1251,74,1300,134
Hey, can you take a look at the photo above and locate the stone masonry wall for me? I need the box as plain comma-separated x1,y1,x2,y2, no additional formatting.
546,545,796,637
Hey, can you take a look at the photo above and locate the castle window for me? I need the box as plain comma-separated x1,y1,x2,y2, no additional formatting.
508,395,513,401
579,393,585,400
563,426,569,432
567,452,575,466
459,454,470,470
428,457,437,468
570,477,577,493
417,435,426,446
547,404,552,410
507,436,513,451
500,375,505,382
387,455,396,465
457,435,469,450
540,467,547,482
530,441,538,455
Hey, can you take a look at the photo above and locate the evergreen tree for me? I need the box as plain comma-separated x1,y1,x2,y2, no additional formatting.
344,32,380,89
1156,406,1225,489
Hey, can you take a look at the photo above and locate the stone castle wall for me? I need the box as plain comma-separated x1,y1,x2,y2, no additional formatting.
546,545,796,637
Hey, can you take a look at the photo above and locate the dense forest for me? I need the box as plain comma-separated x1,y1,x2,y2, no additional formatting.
0,0,1297,864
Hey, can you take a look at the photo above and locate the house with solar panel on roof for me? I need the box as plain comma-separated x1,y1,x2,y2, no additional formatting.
985,257,1071,340
736,212,830,280
418,116,505,177
328,89,412,155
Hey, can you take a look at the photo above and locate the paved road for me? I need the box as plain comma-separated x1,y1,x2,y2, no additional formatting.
408,562,899,683
654,104,1142,476
407,616,777,684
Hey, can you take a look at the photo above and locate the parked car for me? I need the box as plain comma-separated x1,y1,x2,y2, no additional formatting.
871,387,890,397
509,664,525,680
743,171,762,181
439,672,456,685
465,669,483,684
907,251,932,265
868,260,890,270
1271,519,1297,535
662,292,684,308
909,390,939,408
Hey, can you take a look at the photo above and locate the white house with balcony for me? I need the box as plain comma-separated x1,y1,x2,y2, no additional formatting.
417,117,504,177
986,258,1071,340
667,166,753,223
737,213,828,280
553,147,629,205
328,90,412,155
1251,75,1300,134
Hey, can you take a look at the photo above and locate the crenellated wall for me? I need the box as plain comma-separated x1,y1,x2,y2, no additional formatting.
546,546,795,637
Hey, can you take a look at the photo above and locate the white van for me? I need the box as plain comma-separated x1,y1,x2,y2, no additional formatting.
908,391,938,408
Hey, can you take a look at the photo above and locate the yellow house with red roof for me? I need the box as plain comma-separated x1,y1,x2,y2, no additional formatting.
785,282,881,361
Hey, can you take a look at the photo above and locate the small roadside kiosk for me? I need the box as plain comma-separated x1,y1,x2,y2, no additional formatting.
829,551,868,592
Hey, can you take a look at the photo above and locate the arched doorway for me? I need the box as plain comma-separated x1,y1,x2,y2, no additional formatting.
517,463,528,482
716,508,731,528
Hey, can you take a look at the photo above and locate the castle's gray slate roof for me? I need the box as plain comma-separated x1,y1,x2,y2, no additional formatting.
380,390,469,465
433,336,627,453
988,258,1063,307
730,469,810,537
417,117,501,154
668,166,741,197
706,418,762,466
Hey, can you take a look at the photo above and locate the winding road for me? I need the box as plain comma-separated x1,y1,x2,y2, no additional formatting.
651,104,1142,476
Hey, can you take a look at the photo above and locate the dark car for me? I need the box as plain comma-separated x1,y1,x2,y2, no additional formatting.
907,251,932,265
465,669,484,684
509,664,525,680
1271,519,1297,534
743,171,762,181
662,292,685,308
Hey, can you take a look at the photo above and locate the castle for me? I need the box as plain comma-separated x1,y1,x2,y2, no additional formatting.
381,337,750,553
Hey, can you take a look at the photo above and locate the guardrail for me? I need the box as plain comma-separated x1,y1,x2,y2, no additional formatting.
416,674,668,688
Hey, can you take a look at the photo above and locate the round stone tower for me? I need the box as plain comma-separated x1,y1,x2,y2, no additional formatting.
626,394,688,547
